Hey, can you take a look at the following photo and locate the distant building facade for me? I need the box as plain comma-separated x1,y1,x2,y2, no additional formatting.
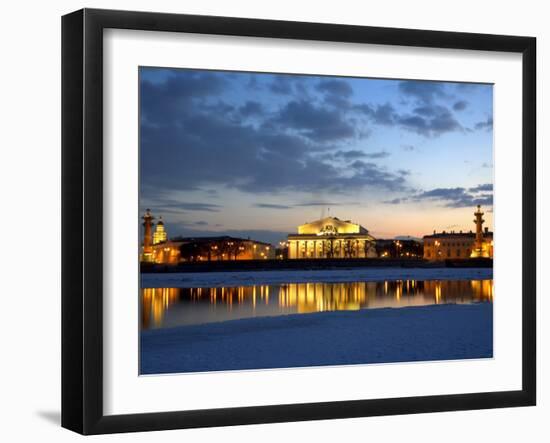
287,216,376,259
423,205,493,260
150,240,183,264
174,236,275,261
140,210,275,264
375,239,423,258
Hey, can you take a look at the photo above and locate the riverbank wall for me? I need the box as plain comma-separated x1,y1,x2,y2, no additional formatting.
141,258,493,273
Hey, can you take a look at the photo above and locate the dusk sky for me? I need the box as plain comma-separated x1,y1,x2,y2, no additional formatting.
139,67,493,244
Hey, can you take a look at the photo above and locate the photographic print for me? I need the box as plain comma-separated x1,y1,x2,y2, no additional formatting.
139,67,494,375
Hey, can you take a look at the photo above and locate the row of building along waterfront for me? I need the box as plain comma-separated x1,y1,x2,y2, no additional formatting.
140,205,493,264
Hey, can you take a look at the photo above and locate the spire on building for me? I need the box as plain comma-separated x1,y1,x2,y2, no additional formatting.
472,205,486,257
141,209,155,262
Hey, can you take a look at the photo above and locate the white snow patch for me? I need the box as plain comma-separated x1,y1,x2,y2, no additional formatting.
140,303,493,374
141,267,493,288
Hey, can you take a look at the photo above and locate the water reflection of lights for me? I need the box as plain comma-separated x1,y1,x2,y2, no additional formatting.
470,279,494,302
141,287,180,329
141,279,494,329
435,281,442,304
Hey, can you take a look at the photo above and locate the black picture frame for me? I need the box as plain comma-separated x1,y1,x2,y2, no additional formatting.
62,8,536,435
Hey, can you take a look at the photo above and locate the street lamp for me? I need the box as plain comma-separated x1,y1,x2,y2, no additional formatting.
394,240,402,258
434,240,441,258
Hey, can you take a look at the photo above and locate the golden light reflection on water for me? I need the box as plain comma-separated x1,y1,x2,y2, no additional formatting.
141,279,494,329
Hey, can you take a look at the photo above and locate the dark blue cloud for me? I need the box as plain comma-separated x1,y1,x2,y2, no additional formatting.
140,70,432,199
398,115,428,133
140,70,228,124
319,82,464,138
313,79,354,109
246,75,261,91
332,149,366,160
469,183,493,192
384,184,493,209
384,197,405,204
330,149,389,160
397,106,462,137
316,79,353,97
355,103,396,125
342,161,407,192
254,201,359,209
356,100,462,137
475,116,493,131
272,100,355,142
326,149,391,161
413,186,493,208
323,94,352,109
413,105,439,117
144,199,222,213
390,81,468,136
453,100,468,111
416,187,467,200
363,151,390,159
239,101,263,117
253,203,291,209
269,76,294,95
294,201,350,207
398,80,447,104
370,103,397,125
141,108,405,196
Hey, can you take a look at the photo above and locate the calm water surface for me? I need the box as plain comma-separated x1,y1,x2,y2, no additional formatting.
141,279,493,330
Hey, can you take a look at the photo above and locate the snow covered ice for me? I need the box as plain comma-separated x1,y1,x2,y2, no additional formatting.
141,302,493,374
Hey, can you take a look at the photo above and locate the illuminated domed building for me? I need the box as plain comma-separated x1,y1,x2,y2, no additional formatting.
423,205,493,260
153,216,167,244
287,216,376,259
140,210,182,264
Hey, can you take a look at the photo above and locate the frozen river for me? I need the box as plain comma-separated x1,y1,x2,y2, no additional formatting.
141,268,493,329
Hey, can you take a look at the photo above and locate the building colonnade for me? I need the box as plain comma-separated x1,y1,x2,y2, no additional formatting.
287,237,375,259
